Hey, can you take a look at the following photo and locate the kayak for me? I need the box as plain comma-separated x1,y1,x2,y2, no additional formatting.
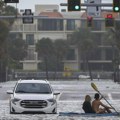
59,112,120,117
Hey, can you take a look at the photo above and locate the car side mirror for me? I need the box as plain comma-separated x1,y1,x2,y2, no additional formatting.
7,90,13,94
54,92,60,95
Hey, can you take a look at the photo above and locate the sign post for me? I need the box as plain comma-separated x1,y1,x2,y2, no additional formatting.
87,0,101,17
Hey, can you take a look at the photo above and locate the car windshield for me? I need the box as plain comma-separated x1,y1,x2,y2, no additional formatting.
15,83,52,94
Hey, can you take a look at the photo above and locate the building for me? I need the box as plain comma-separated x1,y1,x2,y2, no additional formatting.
10,4,119,72
80,11,119,71
10,5,83,71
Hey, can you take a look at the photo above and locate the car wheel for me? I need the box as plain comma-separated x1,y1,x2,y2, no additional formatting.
10,110,13,114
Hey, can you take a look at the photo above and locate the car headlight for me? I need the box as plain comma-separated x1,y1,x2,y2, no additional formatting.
11,98,21,105
47,98,56,105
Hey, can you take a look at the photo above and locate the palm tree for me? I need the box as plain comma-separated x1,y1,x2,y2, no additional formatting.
53,39,69,79
0,20,9,82
7,34,28,69
104,21,120,82
69,28,95,71
68,28,95,80
36,38,54,79
0,2,19,81
54,39,69,69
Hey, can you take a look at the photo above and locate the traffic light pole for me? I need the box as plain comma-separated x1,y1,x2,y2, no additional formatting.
0,3,118,20
61,3,114,12
60,3,113,7
0,15,120,20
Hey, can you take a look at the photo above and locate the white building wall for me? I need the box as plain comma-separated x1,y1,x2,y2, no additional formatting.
37,32,67,41
35,5,59,15
23,62,38,70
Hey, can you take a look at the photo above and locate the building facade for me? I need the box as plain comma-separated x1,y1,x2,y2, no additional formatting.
10,5,119,72
10,5,82,70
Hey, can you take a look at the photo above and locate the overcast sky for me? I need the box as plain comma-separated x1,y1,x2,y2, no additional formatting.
8,0,112,12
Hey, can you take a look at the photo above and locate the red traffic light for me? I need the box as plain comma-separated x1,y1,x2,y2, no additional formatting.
105,14,114,27
87,16,93,27
106,14,113,19
87,16,93,20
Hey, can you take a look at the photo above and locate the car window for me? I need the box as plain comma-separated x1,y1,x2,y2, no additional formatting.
15,83,52,94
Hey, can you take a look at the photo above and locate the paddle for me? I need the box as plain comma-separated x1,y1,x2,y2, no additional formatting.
91,82,119,115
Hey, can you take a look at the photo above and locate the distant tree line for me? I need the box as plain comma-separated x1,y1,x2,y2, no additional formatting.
0,1,27,81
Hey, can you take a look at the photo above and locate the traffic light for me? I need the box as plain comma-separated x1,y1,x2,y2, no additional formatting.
4,0,19,3
87,16,93,27
68,0,81,11
113,0,120,12
105,14,114,27
23,9,33,24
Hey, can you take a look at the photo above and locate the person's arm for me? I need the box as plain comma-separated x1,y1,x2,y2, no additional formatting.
100,101,112,109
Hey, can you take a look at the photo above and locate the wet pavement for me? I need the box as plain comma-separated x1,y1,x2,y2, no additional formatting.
0,79,120,120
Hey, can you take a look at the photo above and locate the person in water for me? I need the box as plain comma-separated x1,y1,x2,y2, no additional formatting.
92,93,113,114
82,95,95,113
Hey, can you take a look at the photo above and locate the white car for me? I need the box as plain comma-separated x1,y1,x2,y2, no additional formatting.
78,75,90,79
7,79,60,114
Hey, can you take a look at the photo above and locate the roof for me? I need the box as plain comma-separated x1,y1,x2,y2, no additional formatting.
39,11,63,18
81,11,119,18
17,79,49,84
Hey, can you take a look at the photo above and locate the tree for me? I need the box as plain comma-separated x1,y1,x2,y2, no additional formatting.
0,1,18,26
104,22,120,82
68,28,96,80
0,1,6,15
69,28,95,71
104,25,120,58
36,38,55,79
53,39,69,79
0,2,18,59
54,39,69,71
5,6,18,25
7,33,28,69
0,20,9,58
0,2,20,81
36,38,54,58
0,20,9,82
36,38,70,79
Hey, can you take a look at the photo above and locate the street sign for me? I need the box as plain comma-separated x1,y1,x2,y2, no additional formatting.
87,16,93,27
22,9,33,24
4,0,19,3
87,0,101,17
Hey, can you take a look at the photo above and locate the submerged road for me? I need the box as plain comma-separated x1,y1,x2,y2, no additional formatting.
0,79,120,120
0,79,120,101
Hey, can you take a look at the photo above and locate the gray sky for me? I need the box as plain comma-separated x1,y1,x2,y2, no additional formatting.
8,0,112,12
